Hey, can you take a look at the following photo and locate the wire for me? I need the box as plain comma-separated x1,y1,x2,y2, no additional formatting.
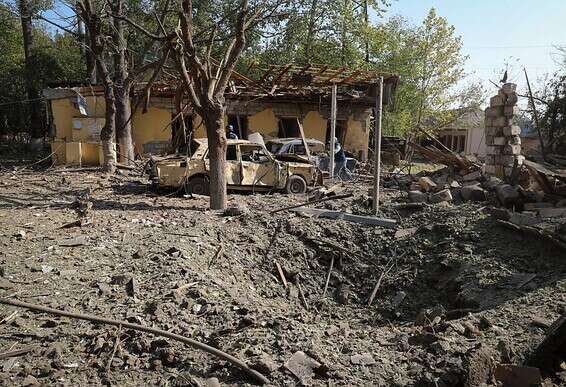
0,98,44,107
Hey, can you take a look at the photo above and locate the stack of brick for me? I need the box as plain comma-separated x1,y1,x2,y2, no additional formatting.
484,83,523,178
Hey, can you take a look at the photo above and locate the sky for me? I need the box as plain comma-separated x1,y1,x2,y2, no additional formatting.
381,0,566,95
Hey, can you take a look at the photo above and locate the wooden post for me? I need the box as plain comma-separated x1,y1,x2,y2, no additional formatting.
373,77,383,214
524,68,546,161
329,83,337,178
296,118,312,160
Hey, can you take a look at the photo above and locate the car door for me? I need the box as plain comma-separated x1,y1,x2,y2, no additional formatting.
204,144,240,185
239,144,276,187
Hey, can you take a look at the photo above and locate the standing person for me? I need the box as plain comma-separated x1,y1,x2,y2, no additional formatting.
226,125,238,139
332,137,352,180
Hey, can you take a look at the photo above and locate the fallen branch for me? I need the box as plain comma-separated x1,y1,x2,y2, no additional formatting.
367,259,395,306
270,193,353,214
322,256,334,298
0,346,35,360
274,261,288,289
0,298,269,385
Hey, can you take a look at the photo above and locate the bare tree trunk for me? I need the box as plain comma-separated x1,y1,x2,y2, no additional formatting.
112,0,134,164
98,64,117,173
364,0,369,63
18,0,43,151
85,28,97,83
203,105,227,210
305,0,318,62
79,0,116,172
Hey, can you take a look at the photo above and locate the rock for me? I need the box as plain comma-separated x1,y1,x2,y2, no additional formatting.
205,377,221,387
503,125,521,136
250,353,278,375
418,177,437,192
350,353,376,365
508,212,541,226
408,190,428,203
97,282,112,295
465,345,498,387
494,364,541,387
111,273,133,285
462,170,481,182
391,291,407,308
394,227,418,240
14,230,26,240
223,204,248,216
429,189,452,204
285,351,321,385
495,184,519,206
463,321,481,338
461,184,487,202
501,83,517,95
126,277,138,298
132,249,146,259
415,305,446,326
22,375,39,386
497,340,516,363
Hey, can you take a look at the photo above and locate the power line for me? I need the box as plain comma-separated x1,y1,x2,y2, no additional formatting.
465,44,561,49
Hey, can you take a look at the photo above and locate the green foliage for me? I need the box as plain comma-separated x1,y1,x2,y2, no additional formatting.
0,3,84,135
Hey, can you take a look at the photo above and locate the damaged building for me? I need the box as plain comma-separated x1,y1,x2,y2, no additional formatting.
43,65,398,166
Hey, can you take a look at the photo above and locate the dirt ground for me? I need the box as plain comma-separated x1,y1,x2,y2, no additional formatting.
0,163,565,386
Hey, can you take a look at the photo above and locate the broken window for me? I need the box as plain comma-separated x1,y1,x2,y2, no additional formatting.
240,144,270,163
226,145,238,161
278,117,300,138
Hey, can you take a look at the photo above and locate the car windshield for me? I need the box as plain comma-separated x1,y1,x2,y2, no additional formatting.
266,142,284,154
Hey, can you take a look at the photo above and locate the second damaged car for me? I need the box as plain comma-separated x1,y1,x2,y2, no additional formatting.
148,138,322,195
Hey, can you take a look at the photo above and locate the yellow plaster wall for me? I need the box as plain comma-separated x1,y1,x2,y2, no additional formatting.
302,111,327,140
343,115,369,160
192,114,206,138
132,107,172,152
248,109,279,138
51,99,76,140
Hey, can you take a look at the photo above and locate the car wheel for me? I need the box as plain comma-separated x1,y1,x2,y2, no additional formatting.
186,176,210,196
285,175,307,194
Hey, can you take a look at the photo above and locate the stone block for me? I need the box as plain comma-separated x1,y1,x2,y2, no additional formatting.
429,189,453,204
493,137,507,146
504,105,519,117
490,95,505,107
501,83,517,95
503,125,521,136
485,106,504,118
504,144,521,155
418,176,437,192
509,212,542,226
505,92,518,106
462,170,482,181
496,184,520,206
486,126,503,136
482,175,503,190
485,135,494,146
486,146,503,155
493,116,511,127
408,190,428,203
485,117,494,127
461,184,487,202
508,135,521,145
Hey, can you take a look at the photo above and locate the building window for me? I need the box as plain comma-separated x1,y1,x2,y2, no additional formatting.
325,120,347,144
227,115,248,139
278,117,300,138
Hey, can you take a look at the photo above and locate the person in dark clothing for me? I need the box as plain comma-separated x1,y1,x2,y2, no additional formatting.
330,137,352,180
227,125,238,139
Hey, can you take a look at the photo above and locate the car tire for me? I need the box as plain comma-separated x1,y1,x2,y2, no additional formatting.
185,175,210,196
285,175,307,194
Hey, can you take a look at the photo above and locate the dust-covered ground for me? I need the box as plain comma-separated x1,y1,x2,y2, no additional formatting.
0,165,565,386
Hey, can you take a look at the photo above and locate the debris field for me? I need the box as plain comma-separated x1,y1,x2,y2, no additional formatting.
0,164,564,387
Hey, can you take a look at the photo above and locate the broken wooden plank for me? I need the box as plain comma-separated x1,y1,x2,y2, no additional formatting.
528,313,566,373
270,193,352,214
292,207,397,228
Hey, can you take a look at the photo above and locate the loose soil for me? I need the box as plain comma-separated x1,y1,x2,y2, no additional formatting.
0,165,564,386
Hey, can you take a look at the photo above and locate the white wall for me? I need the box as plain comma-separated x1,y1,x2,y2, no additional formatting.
466,126,486,158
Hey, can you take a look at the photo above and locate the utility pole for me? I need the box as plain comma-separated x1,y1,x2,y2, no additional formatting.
524,68,546,161
372,77,383,214
329,84,337,178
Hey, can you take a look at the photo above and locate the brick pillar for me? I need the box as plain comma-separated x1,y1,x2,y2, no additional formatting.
484,83,524,179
